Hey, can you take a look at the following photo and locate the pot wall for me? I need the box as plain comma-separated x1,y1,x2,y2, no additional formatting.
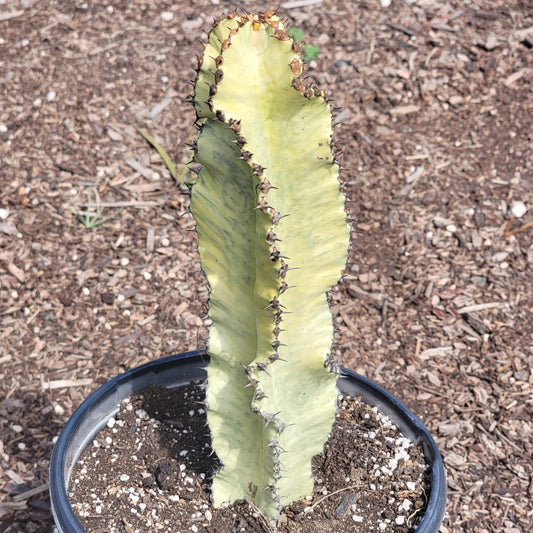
49,351,446,532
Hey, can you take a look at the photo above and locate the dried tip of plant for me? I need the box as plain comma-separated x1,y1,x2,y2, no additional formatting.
229,119,241,133
289,58,302,76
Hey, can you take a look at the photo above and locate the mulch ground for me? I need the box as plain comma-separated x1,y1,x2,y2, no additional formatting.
1,1,532,532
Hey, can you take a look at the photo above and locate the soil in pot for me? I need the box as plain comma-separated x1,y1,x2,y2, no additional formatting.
69,382,430,532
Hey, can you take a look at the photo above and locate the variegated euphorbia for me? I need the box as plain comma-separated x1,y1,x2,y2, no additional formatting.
189,12,349,525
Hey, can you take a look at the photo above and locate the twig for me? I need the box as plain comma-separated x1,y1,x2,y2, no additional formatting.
406,379,450,399
457,302,504,314
504,220,533,238
42,378,93,390
76,200,160,208
0,10,24,21
247,501,274,532
281,0,323,8
126,159,159,180
418,346,453,359
309,484,359,510
13,483,50,502
148,97,172,120
387,23,416,37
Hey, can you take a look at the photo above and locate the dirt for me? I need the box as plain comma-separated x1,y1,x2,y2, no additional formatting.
69,383,429,533
1,0,532,532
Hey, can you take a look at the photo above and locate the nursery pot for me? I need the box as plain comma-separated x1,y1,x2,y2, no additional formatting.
49,351,447,532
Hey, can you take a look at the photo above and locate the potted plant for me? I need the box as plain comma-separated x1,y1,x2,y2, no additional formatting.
50,12,446,532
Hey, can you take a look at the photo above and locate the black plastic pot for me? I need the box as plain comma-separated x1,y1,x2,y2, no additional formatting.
49,351,446,532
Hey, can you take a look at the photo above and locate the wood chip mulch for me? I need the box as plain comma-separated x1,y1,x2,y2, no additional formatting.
1,1,532,532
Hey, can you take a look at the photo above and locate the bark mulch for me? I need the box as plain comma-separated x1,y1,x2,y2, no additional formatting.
1,1,532,532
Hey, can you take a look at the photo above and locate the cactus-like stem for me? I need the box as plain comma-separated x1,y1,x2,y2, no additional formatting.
190,12,349,524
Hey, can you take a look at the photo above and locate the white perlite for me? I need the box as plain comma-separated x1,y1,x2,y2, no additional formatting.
510,200,527,218
160,10,174,21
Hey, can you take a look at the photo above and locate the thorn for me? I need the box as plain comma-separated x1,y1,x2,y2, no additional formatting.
269,247,288,262
269,352,287,363
228,119,241,133
292,41,303,55
279,260,288,279
255,197,270,212
214,69,224,83
241,364,253,375
231,135,247,147
271,211,289,225
238,150,252,162
209,84,217,97
266,230,280,245
292,77,304,93
266,437,279,448
265,297,284,310
255,390,268,401
245,378,259,389
215,109,226,122
220,38,231,52
252,163,265,177
269,248,281,262
256,362,270,374
259,178,277,194
262,411,281,427
289,58,302,76
277,420,294,433
274,29,289,41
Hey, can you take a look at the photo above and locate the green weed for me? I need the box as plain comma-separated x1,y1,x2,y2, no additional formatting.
71,189,122,229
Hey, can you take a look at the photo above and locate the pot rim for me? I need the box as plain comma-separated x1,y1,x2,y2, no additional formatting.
49,351,446,532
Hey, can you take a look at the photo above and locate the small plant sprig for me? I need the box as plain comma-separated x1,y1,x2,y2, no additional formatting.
71,188,122,229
